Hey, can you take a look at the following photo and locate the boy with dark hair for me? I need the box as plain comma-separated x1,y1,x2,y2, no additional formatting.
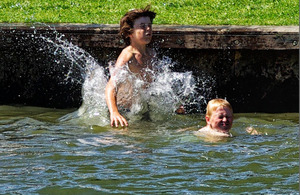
105,6,156,127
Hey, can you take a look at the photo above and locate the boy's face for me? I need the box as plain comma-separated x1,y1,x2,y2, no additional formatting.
206,106,233,133
130,16,152,45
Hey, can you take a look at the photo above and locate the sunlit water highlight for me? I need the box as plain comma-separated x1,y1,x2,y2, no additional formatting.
0,106,298,194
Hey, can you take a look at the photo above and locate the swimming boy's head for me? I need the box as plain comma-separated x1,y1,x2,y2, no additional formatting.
119,5,156,45
205,98,233,133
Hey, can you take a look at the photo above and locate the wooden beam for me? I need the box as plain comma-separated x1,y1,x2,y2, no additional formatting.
0,23,298,50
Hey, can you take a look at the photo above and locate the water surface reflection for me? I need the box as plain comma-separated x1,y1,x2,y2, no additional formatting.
0,106,298,194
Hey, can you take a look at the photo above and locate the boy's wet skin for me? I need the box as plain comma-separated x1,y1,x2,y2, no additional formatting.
105,6,156,127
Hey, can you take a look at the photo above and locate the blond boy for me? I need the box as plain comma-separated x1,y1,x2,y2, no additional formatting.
196,98,234,137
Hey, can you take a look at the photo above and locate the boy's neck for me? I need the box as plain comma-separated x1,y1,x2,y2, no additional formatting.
208,125,230,135
130,43,147,55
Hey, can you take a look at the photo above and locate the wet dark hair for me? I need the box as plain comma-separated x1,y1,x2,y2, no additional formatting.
119,5,156,45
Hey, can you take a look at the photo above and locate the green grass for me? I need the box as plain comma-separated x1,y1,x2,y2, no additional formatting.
0,0,298,25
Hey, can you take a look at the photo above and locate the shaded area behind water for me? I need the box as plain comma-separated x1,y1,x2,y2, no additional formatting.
0,24,298,113
0,106,298,194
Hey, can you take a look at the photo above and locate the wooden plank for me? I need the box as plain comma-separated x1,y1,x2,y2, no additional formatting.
0,23,298,50
151,34,299,50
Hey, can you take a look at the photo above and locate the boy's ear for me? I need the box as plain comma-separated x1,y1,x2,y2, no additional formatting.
205,116,210,124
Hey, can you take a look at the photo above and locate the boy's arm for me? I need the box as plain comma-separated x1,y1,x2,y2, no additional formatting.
105,78,128,127
105,48,132,127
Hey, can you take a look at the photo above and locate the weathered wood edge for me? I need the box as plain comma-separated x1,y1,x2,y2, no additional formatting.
0,23,299,50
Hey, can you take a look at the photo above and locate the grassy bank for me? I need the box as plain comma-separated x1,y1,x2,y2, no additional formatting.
0,0,298,25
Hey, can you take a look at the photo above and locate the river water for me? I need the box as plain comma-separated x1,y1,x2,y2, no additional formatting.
0,106,298,194
1,25,298,194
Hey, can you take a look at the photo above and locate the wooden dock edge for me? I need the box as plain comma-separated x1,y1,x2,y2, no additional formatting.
1,23,299,50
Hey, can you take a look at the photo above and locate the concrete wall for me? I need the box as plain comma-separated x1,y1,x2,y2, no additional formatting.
0,23,298,112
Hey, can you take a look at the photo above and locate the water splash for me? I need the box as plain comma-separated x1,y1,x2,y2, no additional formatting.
76,55,210,126
35,24,213,126
37,24,99,85
32,24,109,125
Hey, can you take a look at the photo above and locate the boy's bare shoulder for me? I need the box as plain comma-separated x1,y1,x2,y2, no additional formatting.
194,127,231,137
116,46,134,67
194,127,210,136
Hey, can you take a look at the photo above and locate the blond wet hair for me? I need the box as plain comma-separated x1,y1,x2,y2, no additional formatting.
206,98,233,118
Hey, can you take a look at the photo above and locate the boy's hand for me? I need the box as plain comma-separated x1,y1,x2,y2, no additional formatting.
110,112,128,127
246,127,260,135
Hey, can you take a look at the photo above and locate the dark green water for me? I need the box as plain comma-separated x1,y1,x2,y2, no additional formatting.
0,106,298,194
